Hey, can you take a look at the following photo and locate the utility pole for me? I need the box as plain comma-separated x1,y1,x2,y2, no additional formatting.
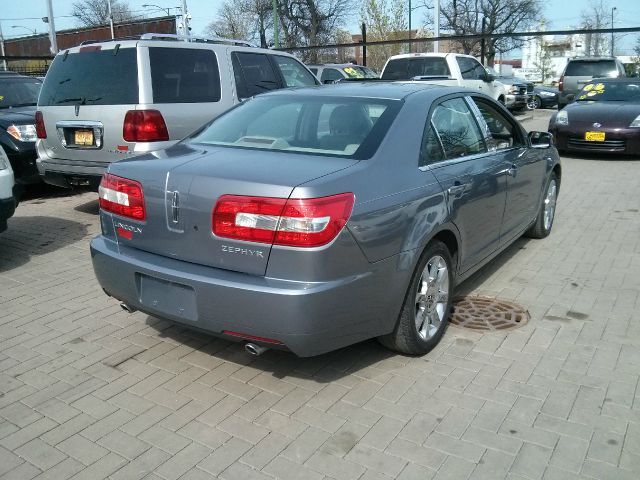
361,23,367,66
408,0,411,53
181,0,190,38
0,24,7,71
45,0,58,54
272,0,279,48
434,0,440,53
107,0,115,39
480,17,486,65
610,6,617,56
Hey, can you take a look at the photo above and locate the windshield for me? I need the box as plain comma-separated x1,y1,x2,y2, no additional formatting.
39,48,138,106
576,81,640,101
0,77,42,108
341,66,378,79
188,95,401,159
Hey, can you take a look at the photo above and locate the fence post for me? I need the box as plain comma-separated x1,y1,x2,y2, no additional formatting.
361,23,367,67
481,17,486,66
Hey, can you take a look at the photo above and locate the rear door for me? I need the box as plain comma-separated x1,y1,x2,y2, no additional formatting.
425,96,507,273
37,45,139,168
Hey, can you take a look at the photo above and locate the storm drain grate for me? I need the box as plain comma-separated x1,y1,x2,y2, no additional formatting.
450,296,529,331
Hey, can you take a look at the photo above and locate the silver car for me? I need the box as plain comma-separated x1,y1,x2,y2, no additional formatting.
558,56,626,109
35,34,318,190
91,83,560,357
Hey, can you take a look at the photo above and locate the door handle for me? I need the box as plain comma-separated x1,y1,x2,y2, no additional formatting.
500,164,517,177
447,183,468,197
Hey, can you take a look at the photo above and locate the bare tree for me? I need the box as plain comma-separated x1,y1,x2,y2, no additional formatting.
435,0,541,66
205,0,273,47
72,0,133,27
580,0,613,56
361,0,407,71
277,0,353,62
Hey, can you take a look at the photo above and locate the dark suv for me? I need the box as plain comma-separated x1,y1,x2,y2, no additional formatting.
558,57,626,109
0,72,42,190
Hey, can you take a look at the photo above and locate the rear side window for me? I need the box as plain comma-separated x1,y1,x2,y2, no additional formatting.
149,48,220,103
431,98,486,158
39,48,138,106
233,52,280,98
272,56,317,87
564,60,618,77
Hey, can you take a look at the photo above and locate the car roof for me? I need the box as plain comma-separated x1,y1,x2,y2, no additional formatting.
261,81,467,100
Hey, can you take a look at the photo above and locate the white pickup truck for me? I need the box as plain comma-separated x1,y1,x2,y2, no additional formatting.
380,53,523,109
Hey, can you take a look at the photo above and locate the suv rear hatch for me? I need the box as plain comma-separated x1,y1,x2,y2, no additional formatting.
563,59,620,94
106,146,358,276
37,44,140,169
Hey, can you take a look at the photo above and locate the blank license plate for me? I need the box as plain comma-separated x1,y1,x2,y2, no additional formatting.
74,129,94,146
585,131,605,142
138,274,198,322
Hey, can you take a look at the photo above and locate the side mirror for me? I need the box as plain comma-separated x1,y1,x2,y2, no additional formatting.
529,131,553,149
485,72,496,82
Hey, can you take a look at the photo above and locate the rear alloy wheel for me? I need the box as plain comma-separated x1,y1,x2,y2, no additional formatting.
379,240,453,355
526,172,558,239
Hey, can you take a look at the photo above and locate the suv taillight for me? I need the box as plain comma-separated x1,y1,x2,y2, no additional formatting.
212,193,355,247
35,111,46,139
558,76,564,92
99,173,146,221
123,110,169,142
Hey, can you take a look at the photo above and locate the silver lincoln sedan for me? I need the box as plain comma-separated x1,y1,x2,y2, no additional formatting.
91,83,560,357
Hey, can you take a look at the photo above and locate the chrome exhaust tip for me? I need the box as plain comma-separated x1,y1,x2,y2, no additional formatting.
244,342,268,356
120,302,137,314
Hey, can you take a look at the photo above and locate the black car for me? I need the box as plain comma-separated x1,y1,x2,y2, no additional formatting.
531,85,559,109
0,73,43,190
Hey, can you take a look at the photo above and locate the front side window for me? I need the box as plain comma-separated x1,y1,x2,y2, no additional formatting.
188,95,401,159
233,52,280,98
149,48,221,103
431,97,486,158
471,97,521,150
457,56,485,80
272,55,318,87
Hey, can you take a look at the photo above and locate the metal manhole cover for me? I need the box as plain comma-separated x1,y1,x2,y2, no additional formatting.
450,296,529,331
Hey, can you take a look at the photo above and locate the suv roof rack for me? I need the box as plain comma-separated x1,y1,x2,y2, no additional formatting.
139,33,257,47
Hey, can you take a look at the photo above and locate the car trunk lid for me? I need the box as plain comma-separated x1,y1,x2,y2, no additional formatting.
108,144,358,276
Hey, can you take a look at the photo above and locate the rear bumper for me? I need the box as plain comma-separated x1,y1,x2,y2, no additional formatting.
0,196,16,233
90,236,402,357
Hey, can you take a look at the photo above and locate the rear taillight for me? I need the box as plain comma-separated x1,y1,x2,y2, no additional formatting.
98,173,146,221
35,111,46,139
558,76,564,92
212,193,355,248
123,110,169,142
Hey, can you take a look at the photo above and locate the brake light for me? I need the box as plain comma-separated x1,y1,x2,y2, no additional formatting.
98,173,146,221
123,110,169,142
35,111,46,139
558,76,564,92
212,193,355,247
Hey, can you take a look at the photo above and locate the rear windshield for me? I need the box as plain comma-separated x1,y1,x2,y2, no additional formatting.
342,66,378,79
0,77,42,108
39,48,138,106
382,57,450,80
564,60,618,77
188,95,401,159
149,47,221,103
576,81,640,101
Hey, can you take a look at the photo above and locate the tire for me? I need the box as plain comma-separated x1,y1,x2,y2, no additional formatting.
526,172,559,239
378,240,454,355
533,96,542,109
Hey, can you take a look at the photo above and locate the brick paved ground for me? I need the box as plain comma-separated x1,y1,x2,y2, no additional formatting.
1,109,640,479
